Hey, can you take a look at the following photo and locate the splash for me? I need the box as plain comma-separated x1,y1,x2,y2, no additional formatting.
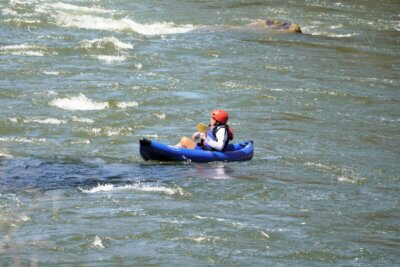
53,14,196,36
117,101,139,109
50,94,109,111
0,150,13,159
32,1,197,35
0,137,46,143
71,116,94,124
155,112,166,120
43,71,60,76
43,2,114,14
94,55,127,63
79,37,133,50
25,118,67,124
79,183,185,195
92,236,104,249
0,44,46,56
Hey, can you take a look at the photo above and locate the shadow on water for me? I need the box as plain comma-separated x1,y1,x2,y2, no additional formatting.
0,157,235,192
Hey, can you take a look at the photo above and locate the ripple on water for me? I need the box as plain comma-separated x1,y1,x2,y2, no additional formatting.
78,182,186,196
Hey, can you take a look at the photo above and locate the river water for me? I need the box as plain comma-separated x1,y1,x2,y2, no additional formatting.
1,0,399,265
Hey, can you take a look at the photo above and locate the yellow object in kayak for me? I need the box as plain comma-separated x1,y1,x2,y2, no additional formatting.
196,123,210,133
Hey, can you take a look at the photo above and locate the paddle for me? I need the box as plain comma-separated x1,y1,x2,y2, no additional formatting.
196,123,209,133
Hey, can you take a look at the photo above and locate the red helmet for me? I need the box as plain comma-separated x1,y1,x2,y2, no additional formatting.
211,109,229,124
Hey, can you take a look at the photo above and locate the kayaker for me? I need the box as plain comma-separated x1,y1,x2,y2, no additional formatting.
177,109,234,151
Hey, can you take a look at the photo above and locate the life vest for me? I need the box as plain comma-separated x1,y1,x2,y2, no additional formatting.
201,124,234,151
213,124,234,141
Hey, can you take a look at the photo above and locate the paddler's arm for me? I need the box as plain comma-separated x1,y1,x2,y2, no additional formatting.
204,128,227,151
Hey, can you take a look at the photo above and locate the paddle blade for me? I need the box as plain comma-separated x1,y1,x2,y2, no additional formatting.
196,123,209,133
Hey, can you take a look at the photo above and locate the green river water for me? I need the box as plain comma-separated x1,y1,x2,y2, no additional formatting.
0,0,399,265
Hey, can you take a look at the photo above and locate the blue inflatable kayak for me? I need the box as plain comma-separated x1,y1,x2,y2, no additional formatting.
139,138,254,163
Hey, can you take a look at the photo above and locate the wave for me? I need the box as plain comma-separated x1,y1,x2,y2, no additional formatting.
171,235,221,243
30,2,197,35
50,94,109,111
92,236,104,249
25,118,67,124
325,33,357,38
79,37,133,50
0,43,47,56
0,150,13,159
43,70,60,75
116,101,138,109
70,139,90,145
79,183,185,195
8,116,94,124
79,126,132,137
94,55,127,63
0,137,46,143
71,116,94,124
53,13,196,35
304,29,357,38
2,8,18,16
155,112,166,120
3,18,43,26
0,44,39,50
102,126,132,137
41,2,114,14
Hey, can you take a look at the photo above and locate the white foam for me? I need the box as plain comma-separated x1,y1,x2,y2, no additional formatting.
338,176,364,184
50,93,109,111
143,134,158,139
20,214,31,222
4,18,41,24
90,128,102,135
175,235,221,243
11,51,44,56
71,139,90,145
79,183,184,195
104,126,132,136
52,13,196,35
2,8,18,16
46,90,58,96
308,31,357,38
94,55,127,63
0,44,47,56
117,101,138,109
43,71,59,75
136,185,183,195
10,0,33,7
260,231,270,239
26,118,67,124
71,116,94,124
135,63,143,70
92,236,104,249
80,126,132,137
45,2,114,14
326,33,356,38
155,112,166,120
305,162,333,171
80,184,114,193
79,36,133,50
0,137,46,143
0,44,39,50
0,150,13,159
